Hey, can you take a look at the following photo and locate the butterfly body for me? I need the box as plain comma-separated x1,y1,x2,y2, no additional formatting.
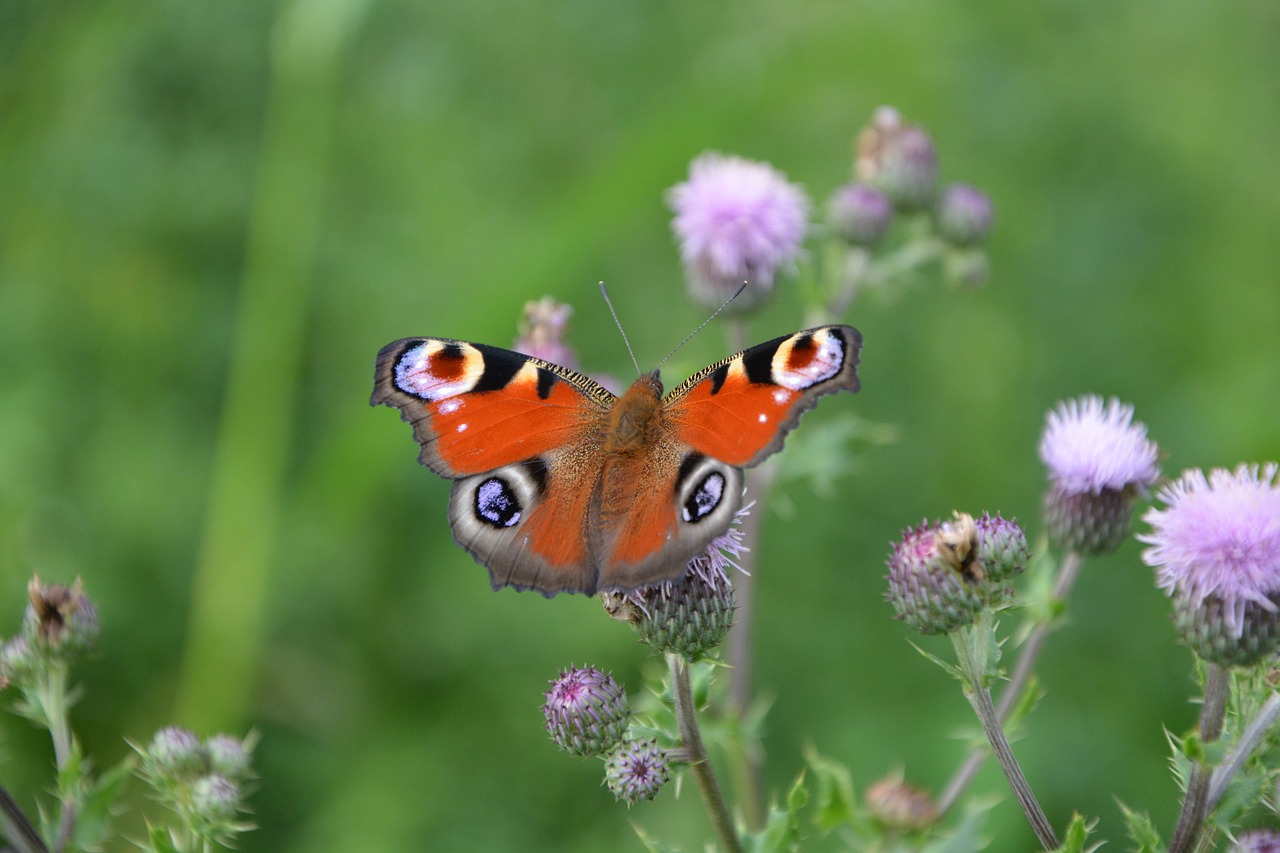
372,325,862,596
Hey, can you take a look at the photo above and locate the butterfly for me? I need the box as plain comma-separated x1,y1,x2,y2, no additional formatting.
371,324,862,596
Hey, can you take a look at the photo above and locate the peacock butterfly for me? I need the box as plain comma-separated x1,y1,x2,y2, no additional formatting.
371,324,862,596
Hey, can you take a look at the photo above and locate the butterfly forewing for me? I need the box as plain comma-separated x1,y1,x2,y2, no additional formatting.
665,325,862,467
371,338,614,478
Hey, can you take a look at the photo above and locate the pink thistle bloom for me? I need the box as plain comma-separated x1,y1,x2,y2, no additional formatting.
1039,396,1160,495
668,153,810,307
1140,463,1280,638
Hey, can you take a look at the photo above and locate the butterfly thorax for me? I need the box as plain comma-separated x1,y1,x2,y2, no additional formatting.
603,371,666,456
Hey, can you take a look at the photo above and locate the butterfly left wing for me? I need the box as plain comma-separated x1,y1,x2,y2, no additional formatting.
664,325,862,468
372,337,618,595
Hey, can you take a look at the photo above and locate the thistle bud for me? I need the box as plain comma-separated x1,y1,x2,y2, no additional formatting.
827,183,893,246
855,108,938,211
191,773,242,825
934,184,994,247
865,777,938,831
146,726,209,781
885,520,987,635
603,738,669,804
24,576,99,660
543,666,630,758
206,734,254,781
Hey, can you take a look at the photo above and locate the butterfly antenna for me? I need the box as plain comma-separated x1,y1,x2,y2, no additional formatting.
599,282,643,376
656,282,747,368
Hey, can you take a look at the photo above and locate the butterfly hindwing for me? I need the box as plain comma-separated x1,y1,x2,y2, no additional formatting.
665,325,863,467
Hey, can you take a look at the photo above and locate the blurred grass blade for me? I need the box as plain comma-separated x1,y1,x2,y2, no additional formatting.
175,0,371,729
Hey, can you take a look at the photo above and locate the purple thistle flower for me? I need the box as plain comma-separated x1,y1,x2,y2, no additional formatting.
668,153,810,310
1140,464,1280,645
604,738,670,804
1040,396,1160,555
513,297,580,371
543,666,631,758
1040,396,1160,495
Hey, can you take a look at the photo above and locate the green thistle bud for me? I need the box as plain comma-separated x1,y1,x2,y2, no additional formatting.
1044,485,1136,557
973,512,1029,587
886,520,986,635
191,773,242,825
629,570,735,661
1172,590,1280,668
543,667,630,758
206,734,253,781
603,738,669,804
147,726,209,781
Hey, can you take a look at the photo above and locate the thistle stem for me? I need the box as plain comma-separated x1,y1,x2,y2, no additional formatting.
937,550,1084,817
722,316,768,831
37,662,78,853
669,654,742,853
1207,691,1280,810
1169,664,1230,853
951,625,1059,850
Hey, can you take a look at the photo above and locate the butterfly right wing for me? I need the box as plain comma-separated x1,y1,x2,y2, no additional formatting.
372,337,615,594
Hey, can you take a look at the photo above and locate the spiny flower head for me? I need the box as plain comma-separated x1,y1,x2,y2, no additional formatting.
612,508,746,660
886,519,988,635
1040,395,1160,555
855,106,938,210
603,738,669,804
23,575,99,661
934,183,994,247
543,666,630,758
827,182,893,246
1140,464,1280,663
668,152,810,310
972,512,1030,587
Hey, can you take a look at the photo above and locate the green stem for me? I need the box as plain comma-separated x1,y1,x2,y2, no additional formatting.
669,654,742,853
1168,664,1230,853
937,551,1084,816
1208,691,1280,810
951,624,1059,850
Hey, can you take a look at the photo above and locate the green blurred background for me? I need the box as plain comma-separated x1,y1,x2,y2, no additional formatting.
2,1,1278,850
